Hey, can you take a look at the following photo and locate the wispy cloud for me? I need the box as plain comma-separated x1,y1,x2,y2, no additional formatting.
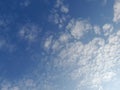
0,38,15,52
20,0,31,7
19,24,41,43
0,19,120,90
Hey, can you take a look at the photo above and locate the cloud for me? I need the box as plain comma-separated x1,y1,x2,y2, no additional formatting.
113,0,120,23
93,25,101,35
59,33,70,43
102,23,113,36
1,17,119,90
43,18,120,90
1,0,119,90
66,19,92,39
0,4,120,89
0,17,120,90
44,36,53,50
19,24,41,43
49,0,69,28
0,76,58,90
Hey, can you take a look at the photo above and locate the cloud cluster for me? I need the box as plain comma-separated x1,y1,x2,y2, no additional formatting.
49,0,69,28
66,19,92,39
102,23,113,36
44,18,120,89
113,0,120,22
0,78,57,90
0,0,120,90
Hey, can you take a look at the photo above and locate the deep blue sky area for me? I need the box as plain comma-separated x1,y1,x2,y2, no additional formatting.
0,0,120,90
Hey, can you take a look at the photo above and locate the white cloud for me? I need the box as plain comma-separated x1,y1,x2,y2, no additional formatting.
49,0,69,28
1,0,119,90
1,18,119,90
59,33,70,43
60,5,69,13
55,0,63,8
44,36,53,49
102,23,113,36
94,25,101,35
66,19,92,39
0,76,58,90
44,18,120,90
113,0,120,22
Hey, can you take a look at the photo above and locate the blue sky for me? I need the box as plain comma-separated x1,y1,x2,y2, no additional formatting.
0,0,120,90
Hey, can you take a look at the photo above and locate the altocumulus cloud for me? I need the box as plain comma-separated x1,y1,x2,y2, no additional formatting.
44,18,120,90
0,0,120,90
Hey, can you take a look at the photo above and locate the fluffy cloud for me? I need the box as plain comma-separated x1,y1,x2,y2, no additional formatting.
93,25,101,35
44,36,53,50
66,19,92,39
60,5,69,13
1,18,119,90
44,18,120,90
1,0,120,90
102,23,113,36
113,0,120,22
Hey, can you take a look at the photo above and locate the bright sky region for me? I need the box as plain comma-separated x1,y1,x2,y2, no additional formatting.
0,0,120,90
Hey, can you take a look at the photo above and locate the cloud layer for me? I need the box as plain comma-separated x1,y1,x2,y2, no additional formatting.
0,0,120,90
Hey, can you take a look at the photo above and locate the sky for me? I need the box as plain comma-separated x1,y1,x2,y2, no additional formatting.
0,0,120,90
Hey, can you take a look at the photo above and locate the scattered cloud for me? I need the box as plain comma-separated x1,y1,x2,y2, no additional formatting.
49,0,69,28
102,23,113,36
93,25,101,35
44,18,120,90
60,5,69,13
0,0,120,90
19,24,41,43
66,19,92,39
113,0,120,23
44,36,53,50
59,33,70,43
